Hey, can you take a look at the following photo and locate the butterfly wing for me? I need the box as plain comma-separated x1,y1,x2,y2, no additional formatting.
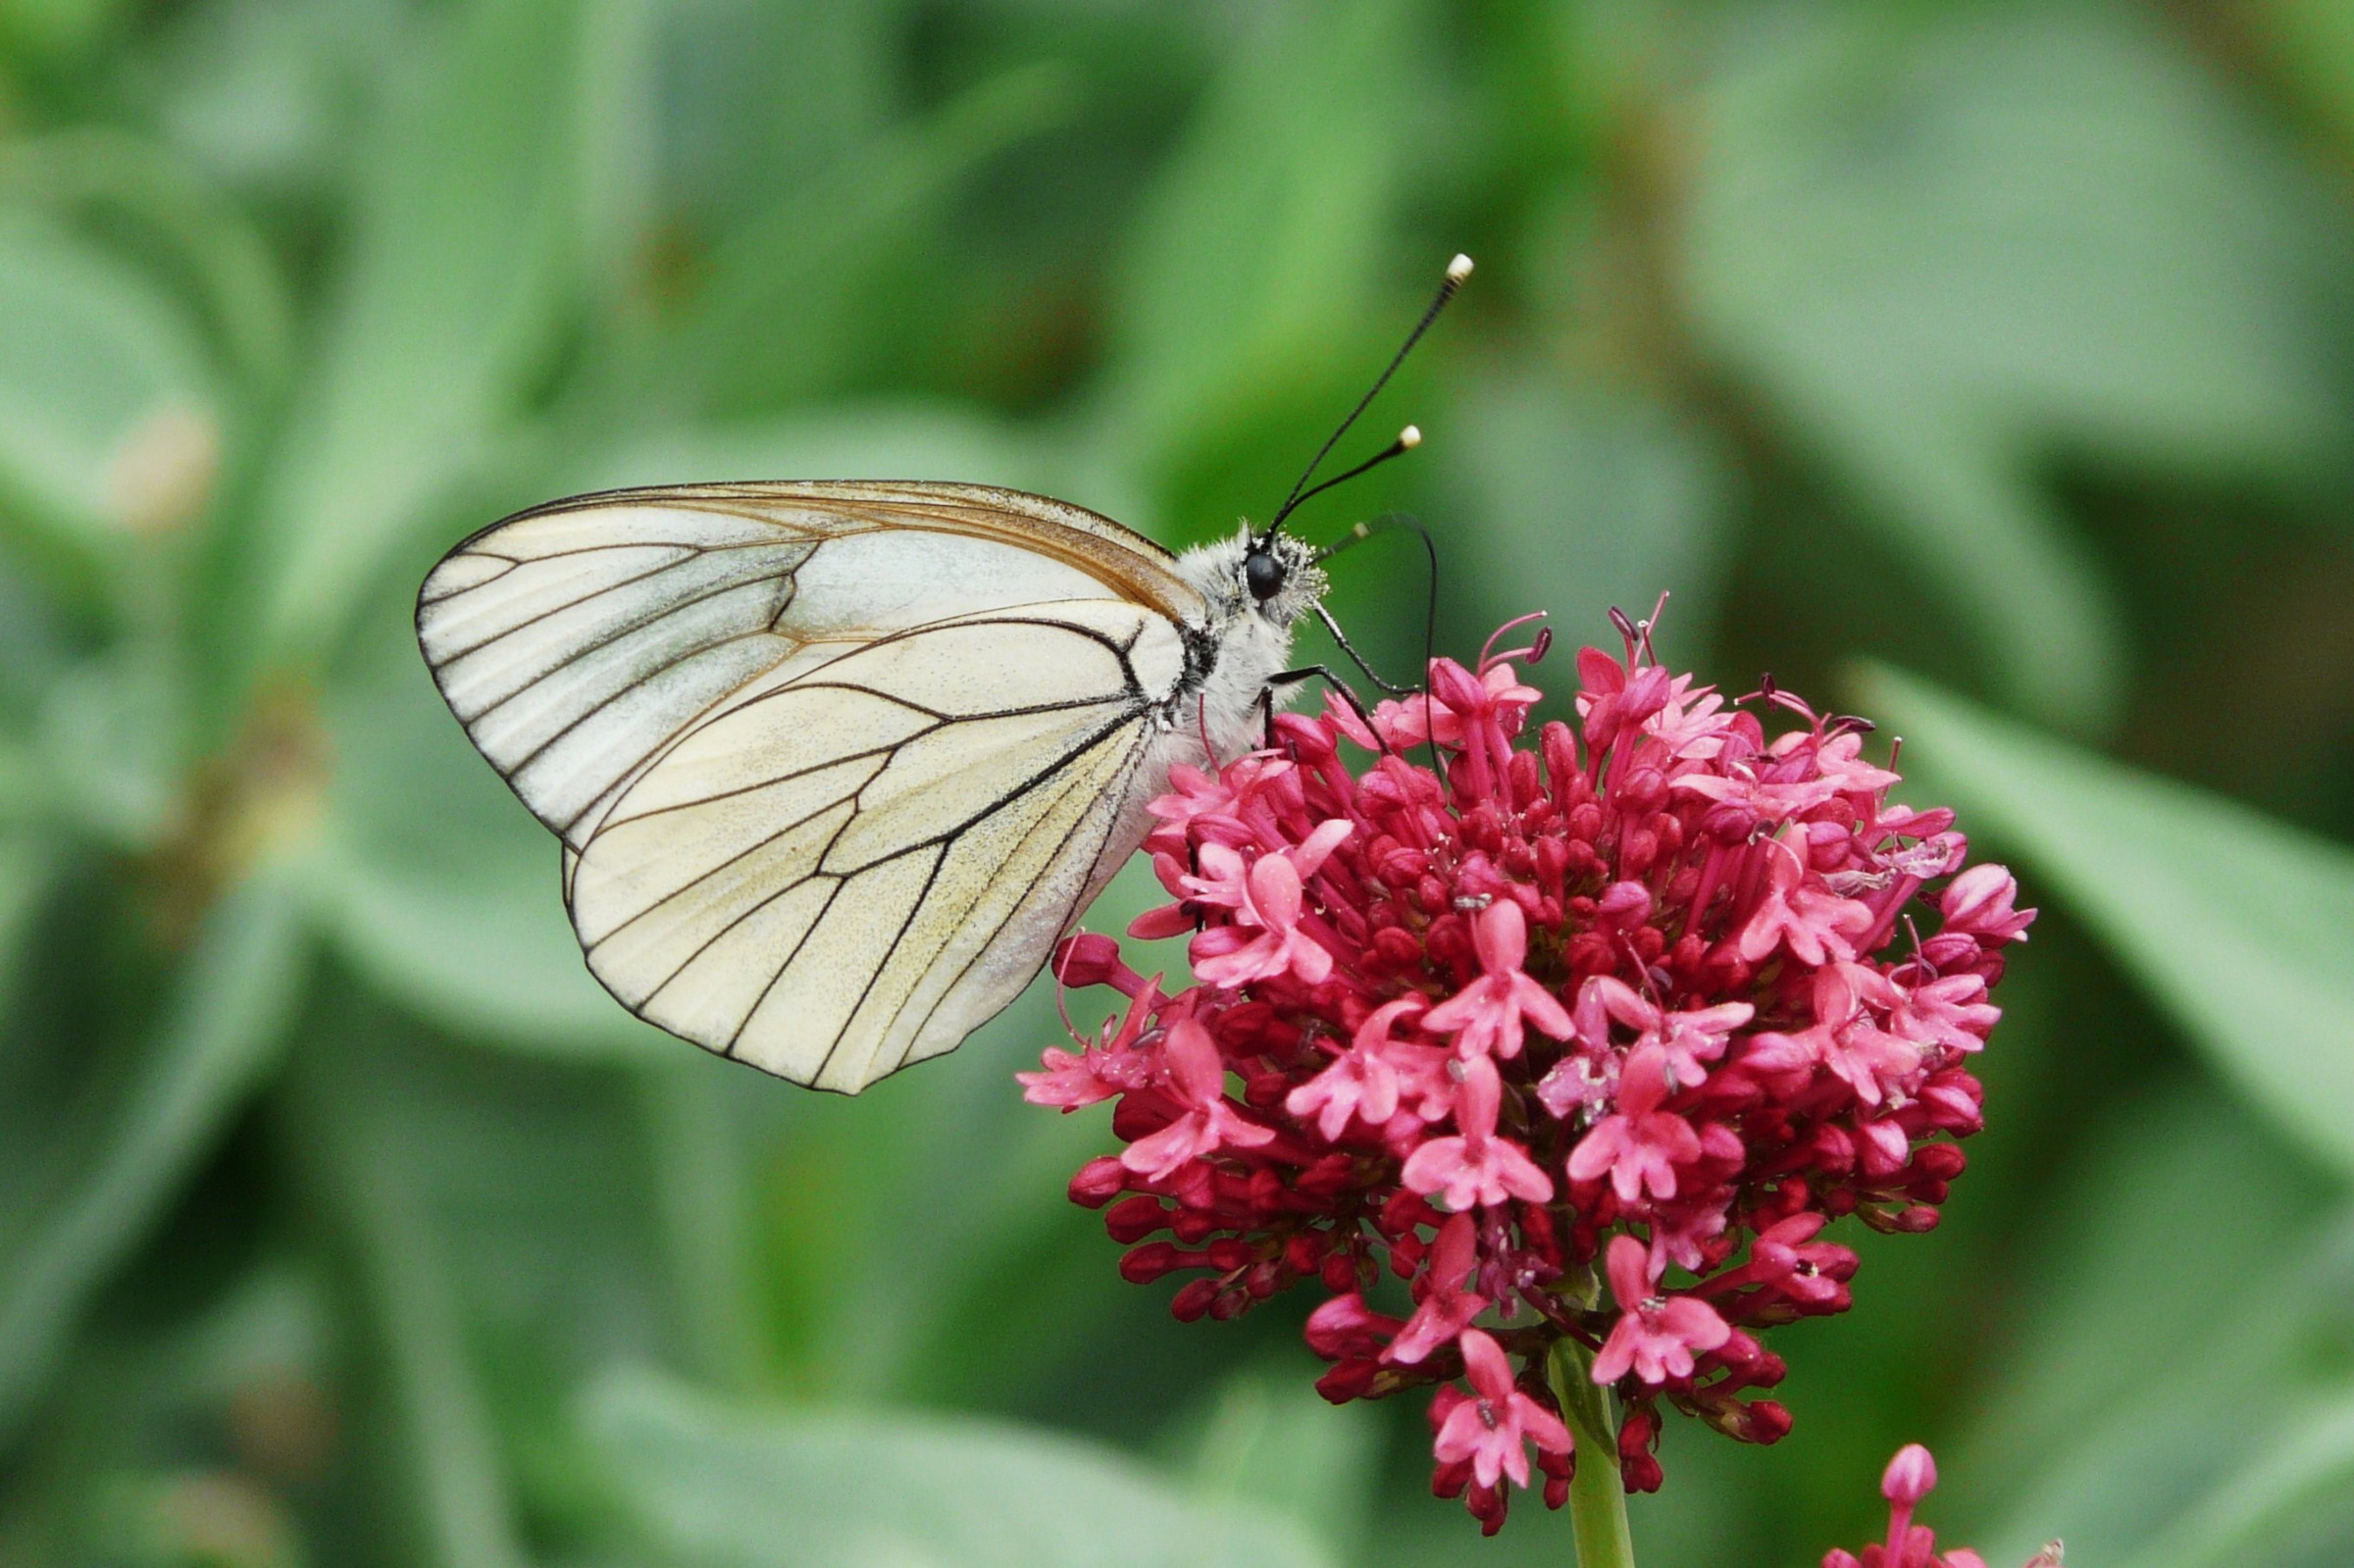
417,482,1200,1091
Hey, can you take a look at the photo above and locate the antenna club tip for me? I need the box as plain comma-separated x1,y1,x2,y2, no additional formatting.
1447,253,1474,281
1399,425,1422,449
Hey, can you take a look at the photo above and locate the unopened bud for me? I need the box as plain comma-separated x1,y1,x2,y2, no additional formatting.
1881,1442,1938,1505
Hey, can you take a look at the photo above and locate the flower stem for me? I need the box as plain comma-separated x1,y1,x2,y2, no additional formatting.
1548,1340,1636,1568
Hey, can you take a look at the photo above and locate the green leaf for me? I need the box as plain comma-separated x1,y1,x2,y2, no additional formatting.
1439,368,1733,646
1948,1084,2339,1564
640,63,1070,420
310,595,671,1061
2124,1391,2354,1568
583,1365,1338,1568
246,0,601,668
0,868,308,1441
1099,0,1418,491
1175,1369,1381,1561
657,0,897,228
564,402,1061,498
1683,7,2347,732
0,210,220,584
283,1021,534,1568
31,648,187,849
635,1057,771,1394
1856,663,2354,1181
0,0,133,67
754,856,1183,1407
0,832,56,1024
144,0,413,206
289,993,750,1546
2241,0,2354,163
0,128,295,391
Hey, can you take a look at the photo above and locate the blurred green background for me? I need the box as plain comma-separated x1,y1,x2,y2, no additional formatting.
3,0,2354,1563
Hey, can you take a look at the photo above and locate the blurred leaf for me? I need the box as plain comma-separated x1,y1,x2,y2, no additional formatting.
1177,1370,1382,1561
291,998,738,1546
1951,1084,2340,1564
310,597,670,1062
31,649,186,849
1,128,294,390
584,1365,1337,1568
2243,0,2354,162
755,857,1177,1407
1100,0,1418,491
0,1248,334,1562
1683,6,2348,733
2125,1392,2354,1568
1440,367,1733,648
143,0,414,205
286,1022,533,1568
658,0,897,228
641,63,1070,420
247,0,601,669
0,832,55,1023
572,0,657,316
566,402,1060,496
636,1058,769,1394
745,974,1101,1402
0,210,220,588
0,869,307,1441
0,0,132,66
1858,663,2354,1181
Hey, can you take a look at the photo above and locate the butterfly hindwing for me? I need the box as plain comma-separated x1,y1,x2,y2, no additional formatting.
565,604,1179,1089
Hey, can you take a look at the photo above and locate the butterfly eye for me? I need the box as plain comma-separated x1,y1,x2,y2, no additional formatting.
1245,549,1285,602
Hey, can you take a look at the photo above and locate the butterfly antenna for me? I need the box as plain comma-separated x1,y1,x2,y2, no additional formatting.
1285,426,1420,517
1311,512,1439,705
1260,253,1472,545
1311,603,1409,697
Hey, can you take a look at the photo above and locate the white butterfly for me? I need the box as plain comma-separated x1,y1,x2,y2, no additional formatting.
417,257,1469,1093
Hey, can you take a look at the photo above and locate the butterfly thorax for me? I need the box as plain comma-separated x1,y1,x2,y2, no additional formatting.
1169,527,1327,759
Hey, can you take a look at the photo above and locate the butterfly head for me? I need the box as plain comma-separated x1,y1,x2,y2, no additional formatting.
1190,526,1326,630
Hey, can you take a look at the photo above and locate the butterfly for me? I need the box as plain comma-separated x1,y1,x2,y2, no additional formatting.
416,256,1469,1093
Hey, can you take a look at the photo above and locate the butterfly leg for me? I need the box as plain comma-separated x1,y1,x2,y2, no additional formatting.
1262,665,1377,749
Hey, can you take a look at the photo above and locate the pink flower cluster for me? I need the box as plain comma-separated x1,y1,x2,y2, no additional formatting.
1021,614,2031,1533
1825,1444,2063,1568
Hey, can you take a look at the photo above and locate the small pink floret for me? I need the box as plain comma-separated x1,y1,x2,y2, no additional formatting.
1117,1020,1273,1181
1591,1236,1731,1386
1421,899,1574,1060
1400,1055,1555,1210
1430,1329,1572,1491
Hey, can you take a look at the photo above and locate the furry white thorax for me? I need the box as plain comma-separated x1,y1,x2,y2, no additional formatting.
1163,526,1328,764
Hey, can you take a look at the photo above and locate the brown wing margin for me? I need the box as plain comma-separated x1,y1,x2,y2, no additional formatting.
439,480,1204,625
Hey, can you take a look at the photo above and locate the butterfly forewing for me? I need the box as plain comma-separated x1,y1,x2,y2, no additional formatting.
416,482,1199,1092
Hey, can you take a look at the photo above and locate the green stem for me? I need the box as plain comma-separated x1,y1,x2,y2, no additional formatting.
1548,1340,1637,1568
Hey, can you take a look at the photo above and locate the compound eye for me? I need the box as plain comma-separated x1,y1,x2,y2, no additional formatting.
1245,549,1285,602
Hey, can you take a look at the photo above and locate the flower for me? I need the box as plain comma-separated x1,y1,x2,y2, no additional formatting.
1422,900,1574,1061
1400,1054,1555,1210
1591,1235,1730,1385
1177,819,1354,986
1389,1213,1490,1364
1285,996,1444,1141
1021,610,2032,1530
1566,1047,1703,1203
1431,1329,1573,1492
1820,1443,2063,1568
1115,1019,1275,1181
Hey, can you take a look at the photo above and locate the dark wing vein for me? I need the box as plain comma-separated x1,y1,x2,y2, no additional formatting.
867,729,1151,1079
